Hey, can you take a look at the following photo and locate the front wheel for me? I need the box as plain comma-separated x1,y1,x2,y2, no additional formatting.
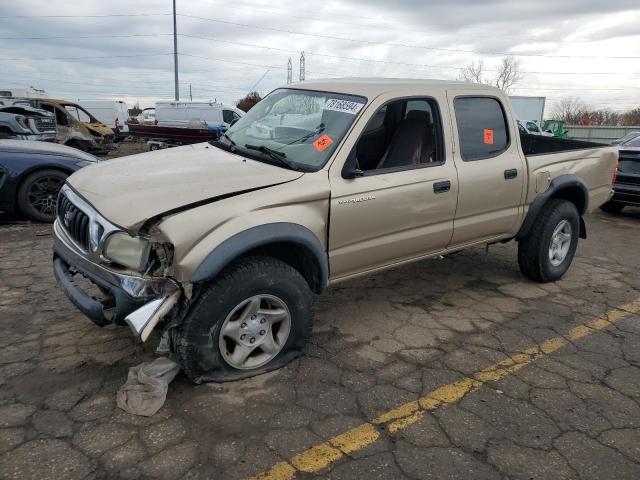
518,199,580,282
175,256,313,383
17,169,68,222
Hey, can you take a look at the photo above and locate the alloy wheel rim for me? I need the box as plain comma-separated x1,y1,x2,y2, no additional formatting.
218,294,291,370
27,176,63,217
549,219,572,267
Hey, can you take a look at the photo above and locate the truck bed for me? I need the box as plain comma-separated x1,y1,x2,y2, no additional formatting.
520,133,602,156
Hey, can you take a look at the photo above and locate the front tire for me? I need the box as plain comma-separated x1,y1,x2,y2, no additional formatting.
175,256,313,383
518,199,580,282
17,169,68,222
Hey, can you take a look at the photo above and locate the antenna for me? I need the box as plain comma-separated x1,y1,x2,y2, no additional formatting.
287,58,292,84
299,51,305,81
250,69,270,93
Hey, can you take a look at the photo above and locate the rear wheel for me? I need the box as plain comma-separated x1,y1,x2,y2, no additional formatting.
175,256,313,383
518,199,580,282
600,201,624,215
17,169,68,222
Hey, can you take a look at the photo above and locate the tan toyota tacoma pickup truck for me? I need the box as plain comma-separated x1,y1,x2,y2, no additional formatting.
53,79,618,382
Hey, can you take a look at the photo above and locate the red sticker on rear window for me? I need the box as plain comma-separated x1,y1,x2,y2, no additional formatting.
484,129,494,145
313,134,334,152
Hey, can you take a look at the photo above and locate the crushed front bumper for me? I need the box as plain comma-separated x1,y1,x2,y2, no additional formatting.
52,220,180,339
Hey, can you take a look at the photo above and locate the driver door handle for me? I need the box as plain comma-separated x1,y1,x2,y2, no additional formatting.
504,169,518,180
433,180,451,193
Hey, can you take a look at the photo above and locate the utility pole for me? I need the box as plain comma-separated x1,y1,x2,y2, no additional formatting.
287,58,292,84
299,51,305,82
173,0,179,101
189,84,192,101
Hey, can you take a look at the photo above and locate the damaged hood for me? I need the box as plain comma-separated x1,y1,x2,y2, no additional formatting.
86,122,114,136
67,142,304,230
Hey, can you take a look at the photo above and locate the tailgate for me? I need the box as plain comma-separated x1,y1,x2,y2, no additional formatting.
618,150,640,185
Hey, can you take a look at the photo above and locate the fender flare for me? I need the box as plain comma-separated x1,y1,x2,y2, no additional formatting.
191,222,328,290
516,174,588,241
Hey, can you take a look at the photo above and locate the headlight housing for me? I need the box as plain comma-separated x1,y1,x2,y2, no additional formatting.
104,232,150,271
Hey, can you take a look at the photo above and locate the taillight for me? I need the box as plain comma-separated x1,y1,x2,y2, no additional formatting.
612,161,619,185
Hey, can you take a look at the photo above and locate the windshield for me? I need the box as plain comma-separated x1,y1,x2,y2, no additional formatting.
622,136,640,147
220,88,366,171
621,133,640,145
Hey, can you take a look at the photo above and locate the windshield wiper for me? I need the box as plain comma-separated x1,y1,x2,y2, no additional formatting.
222,132,236,147
244,144,303,171
284,123,325,146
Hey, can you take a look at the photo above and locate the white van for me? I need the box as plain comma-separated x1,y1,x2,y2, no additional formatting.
155,101,243,128
0,86,48,99
80,100,130,137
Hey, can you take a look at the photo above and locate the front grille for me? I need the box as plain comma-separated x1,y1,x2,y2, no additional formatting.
33,116,56,133
57,192,91,251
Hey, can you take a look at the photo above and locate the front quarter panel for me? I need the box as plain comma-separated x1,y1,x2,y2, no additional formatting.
156,172,330,283
0,151,81,210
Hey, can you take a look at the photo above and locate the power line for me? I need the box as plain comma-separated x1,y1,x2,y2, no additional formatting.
3,27,638,77
181,0,640,45
0,53,173,61
0,34,172,40
178,13,640,59
0,13,171,19
178,32,640,76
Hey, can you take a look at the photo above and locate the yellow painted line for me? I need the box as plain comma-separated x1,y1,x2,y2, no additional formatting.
249,299,640,480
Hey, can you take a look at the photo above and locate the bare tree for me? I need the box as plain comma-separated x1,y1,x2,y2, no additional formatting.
552,97,589,124
621,108,640,126
493,56,523,93
459,56,522,93
459,60,486,84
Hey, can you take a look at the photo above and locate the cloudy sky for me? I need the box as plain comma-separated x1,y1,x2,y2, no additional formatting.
1,0,638,113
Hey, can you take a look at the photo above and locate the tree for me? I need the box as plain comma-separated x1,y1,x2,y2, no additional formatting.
459,60,485,84
493,56,523,93
620,108,640,126
236,91,262,112
459,56,523,93
552,97,589,124
551,98,640,126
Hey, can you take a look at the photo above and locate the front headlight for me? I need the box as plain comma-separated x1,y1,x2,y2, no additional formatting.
104,232,150,271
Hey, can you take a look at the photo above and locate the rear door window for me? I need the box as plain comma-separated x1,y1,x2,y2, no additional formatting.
454,97,509,161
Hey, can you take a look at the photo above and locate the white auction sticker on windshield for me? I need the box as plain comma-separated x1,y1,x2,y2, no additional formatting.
324,98,365,115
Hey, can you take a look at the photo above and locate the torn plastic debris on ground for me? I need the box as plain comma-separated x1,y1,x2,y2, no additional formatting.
116,357,180,416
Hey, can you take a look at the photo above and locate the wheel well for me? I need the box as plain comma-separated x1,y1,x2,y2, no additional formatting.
236,242,324,293
550,186,587,215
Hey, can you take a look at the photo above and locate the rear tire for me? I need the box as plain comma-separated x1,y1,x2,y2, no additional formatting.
600,201,624,215
518,199,580,282
175,255,313,383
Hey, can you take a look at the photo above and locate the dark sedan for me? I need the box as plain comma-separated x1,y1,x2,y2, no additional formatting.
0,140,97,222
600,137,640,214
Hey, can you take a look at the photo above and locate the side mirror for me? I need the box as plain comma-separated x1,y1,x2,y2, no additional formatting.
342,168,364,179
341,150,364,179
230,118,239,127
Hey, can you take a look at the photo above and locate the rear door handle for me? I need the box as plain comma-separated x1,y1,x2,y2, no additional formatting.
433,180,451,193
504,168,518,180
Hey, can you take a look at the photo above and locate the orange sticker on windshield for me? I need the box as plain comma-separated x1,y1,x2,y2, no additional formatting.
484,129,494,144
313,134,334,152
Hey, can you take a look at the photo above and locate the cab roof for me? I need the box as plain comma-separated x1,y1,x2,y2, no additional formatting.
286,77,501,99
